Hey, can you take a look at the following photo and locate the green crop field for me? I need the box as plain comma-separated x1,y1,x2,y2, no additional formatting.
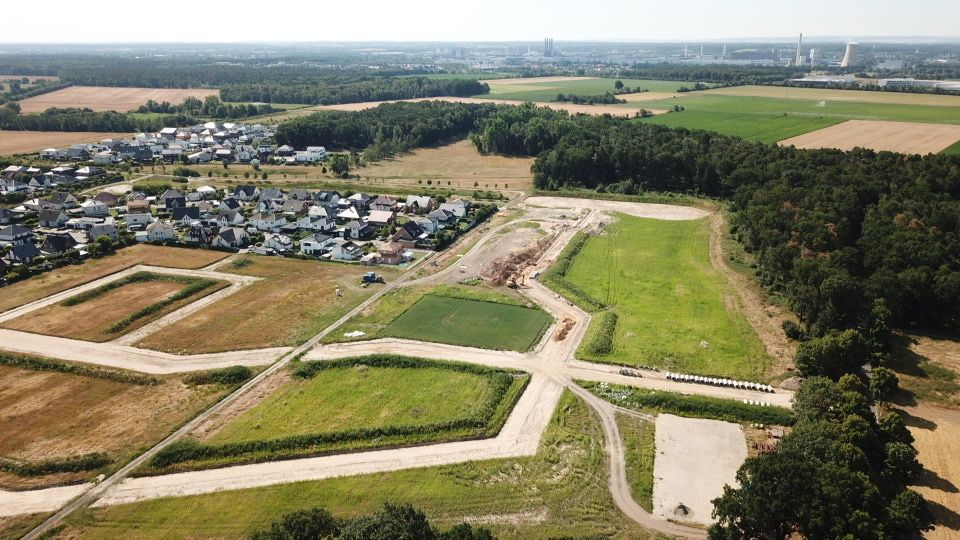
561,215,769,379
636,110,843,144
629,93,960,144
210,366,493,444
618,414,655,512
942,140,960,155
384,295,552,351
479,78,694,101
64,392,659,540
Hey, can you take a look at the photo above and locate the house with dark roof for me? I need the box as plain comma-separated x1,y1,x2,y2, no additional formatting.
41,232,78,254
160,189,186,209
93,191,120,206
392,221,426,247
171,207,202,226
210,227,249,249
39,208,69,228
44,192,78,210
0,224,35,245
232,185,259,201
5,242,41,264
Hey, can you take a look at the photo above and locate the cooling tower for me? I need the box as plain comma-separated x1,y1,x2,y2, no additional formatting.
841,43,860,68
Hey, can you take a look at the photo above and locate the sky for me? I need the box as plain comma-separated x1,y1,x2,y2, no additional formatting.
2,0,959,43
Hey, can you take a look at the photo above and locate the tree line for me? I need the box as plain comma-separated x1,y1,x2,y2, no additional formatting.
553,92,625,105
0,104,194,132
618,64,803,85
219,77,488,105
136,96,278,118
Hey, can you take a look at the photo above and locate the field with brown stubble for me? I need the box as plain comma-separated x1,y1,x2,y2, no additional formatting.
779,120,960,155
0,131,131,155
17,86,220,113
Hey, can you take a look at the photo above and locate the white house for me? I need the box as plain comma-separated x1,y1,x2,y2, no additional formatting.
249,212,286,231
439,199,471,218
264,233,293,253
300,233,333,257
329,238,362,261
145,220,175,242
210,227,249,249
80,199,109,217
125,210,153,228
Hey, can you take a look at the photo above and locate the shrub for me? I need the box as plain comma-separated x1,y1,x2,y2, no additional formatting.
185,365,253,386
782,320,805,341
105,277,221,333
0,453,111,476
582,310,617,356
0,353,159,385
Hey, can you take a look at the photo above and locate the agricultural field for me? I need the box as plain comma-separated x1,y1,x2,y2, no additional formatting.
903,404,960,540
779,120,960,154
0,245,228,314
16,86,220,113
0,131,130,155
478,77,695,101
63,392,659,540
0,356,229,490
638,109,842,144
703,84,960,107
135,257,395,353
386,295,552,351
617,414,655,512
1,273,228,342
559,215,770,379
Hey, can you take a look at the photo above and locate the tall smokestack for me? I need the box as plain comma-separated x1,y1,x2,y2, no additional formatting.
795,33,804,66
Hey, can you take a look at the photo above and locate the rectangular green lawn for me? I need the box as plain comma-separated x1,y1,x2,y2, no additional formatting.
210,366,492,444
636,110,843,144
564,215,769,379
385,295,552,351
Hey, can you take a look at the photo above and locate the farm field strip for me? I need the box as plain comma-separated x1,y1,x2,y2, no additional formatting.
703,84,960,107
0,131,132,155
16,86,220,113
638,110,843,144
479,77,697,101
778,119,960,154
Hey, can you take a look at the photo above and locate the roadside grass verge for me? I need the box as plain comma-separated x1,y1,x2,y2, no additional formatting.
0,352,159,385
2,272,228,342
140,355,529,475
617,414,655,512
554,214,770,379
64,391,659,540
581,380,794,425
325,284,550,352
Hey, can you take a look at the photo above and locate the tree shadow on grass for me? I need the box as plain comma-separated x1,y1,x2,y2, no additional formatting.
887,334,928,378
894,408,938,431
928,500,960,532
917,468,959,493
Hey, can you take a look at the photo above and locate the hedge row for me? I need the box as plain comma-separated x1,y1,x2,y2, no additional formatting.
582,310,618,356
61,271,202,306
541,232,608,312
149,358,526,470
106,277,221,333
583,381,795,425
184,365,253,386
0,452,111,476
0,353,159,385
292,354,518,379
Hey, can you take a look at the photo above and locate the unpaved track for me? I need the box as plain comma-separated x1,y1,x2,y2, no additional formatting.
18,196,790,540
0,484,91,518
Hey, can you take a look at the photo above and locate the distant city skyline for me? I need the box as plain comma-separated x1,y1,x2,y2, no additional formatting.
2,0,960,43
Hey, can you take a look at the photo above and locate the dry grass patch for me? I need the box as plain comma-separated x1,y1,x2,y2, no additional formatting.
0,131,130,155
2,277,227,342
136,257,393,354
903,404,960,540
0,364,226,489
779,120,960,154
0,245,228,314
17,86,219,113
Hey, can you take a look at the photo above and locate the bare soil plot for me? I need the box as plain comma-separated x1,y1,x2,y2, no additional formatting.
0,364,226,490
652,414,746,524
17,86,220,113
136,257,392,354
903,404,960,540
2,279,226,342
0,245,229,314
478,76,600,85
360,139,534,190
0,131,130,155
779,120,960,154
705,84,960,107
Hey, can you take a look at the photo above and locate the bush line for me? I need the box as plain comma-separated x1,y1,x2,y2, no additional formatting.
61,271,206,307
0,453,111,476
582,381,795,425
184,365,254,386
106,277,221,333
582,310,618,356
0,353,160,385
541,232,608,312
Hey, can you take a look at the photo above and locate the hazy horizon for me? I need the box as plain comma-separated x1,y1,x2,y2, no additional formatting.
3,0,959,44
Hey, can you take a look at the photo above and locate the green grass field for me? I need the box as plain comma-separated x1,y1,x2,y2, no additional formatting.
479,78,693,101
618,414,655,512
384,294,552,351
630,93,960,144
64,392,659,540
562,215,769,379
210,366,492,444
942,140,960,155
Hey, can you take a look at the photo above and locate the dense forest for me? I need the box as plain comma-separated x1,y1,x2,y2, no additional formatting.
618,64,803,85
136,96,278,118
219,77,488,105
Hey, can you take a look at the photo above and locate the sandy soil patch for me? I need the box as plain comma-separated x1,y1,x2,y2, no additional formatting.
779,120,960,154
523,196,711,221
17,86,220,113
479,76,600,85
903,404,960,540
0,131,131,155
652,414,746,524
705,85,960,107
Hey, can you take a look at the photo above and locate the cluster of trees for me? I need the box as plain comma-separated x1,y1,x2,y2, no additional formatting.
219,77,488,105
136,96,277,118
274,101,496,159
553,92,625,104
710,375,930,539
0,103,194,132
0,79,69,105
252,503,494,540
618,64,803,85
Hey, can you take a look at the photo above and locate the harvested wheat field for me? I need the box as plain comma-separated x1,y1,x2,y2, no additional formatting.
0,131,130,155
619,92,684,103
779,120,960,154
705,85,960,107
0,245,229,314
0,362,227,490
17,86,220,113
903,404,960,540
361,140,534,189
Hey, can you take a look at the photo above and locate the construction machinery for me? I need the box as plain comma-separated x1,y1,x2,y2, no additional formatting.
361,272,385,286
